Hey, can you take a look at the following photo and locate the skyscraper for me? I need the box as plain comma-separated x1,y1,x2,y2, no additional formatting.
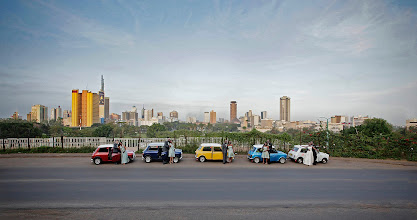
204,112,210,123
50,106,62,121
210,110,216,124
72,89,100,127
31,104,48,123
280,96,290,122
230,101,237,122
261,111,267,119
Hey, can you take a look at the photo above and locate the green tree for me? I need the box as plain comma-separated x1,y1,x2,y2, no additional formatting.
147,123,167,138
93,124,114,137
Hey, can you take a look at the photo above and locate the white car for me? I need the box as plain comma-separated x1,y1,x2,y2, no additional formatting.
288,145,329,164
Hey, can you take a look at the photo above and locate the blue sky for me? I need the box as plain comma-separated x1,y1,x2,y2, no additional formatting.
0,0,416,125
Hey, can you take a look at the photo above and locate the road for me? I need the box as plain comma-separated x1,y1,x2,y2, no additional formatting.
0,155,416,219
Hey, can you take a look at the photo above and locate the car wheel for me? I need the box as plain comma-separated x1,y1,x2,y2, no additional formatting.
297,157,303,164
279,157,286,164
94,157,101,165
322,158,328,164
253,157,260,163
128,157,132,163
145,156,151,163
199,156,206,163
173,157,179,163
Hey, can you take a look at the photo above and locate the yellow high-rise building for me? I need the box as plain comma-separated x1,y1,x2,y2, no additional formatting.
72,89,99,127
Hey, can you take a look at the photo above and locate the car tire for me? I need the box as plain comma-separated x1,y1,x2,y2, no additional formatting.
279,157,286,164
297,157,303,164
322,158,328,164
145,156,151,163
173,157,179,163
254,157,260,163
128,157,132,163
199,156,206,163
94,157,101,165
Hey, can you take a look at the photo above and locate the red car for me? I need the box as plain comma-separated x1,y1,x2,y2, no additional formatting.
91,144,136,165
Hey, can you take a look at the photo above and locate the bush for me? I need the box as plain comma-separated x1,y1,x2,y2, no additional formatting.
0,146,97,154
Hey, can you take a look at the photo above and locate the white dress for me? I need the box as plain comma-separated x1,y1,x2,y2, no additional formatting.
227,145,234,158
168,144,175,158
303,147,313,166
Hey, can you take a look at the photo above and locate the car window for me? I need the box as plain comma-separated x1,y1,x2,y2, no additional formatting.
197,146,202,151
202,147,211,151
148,146,159,151
256,148,262,153
300,148,307,153
213,147,222,151
98,148,108,152
292,147,299,152
270,148,277,153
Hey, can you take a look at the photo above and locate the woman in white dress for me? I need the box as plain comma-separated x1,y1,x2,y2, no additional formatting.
168,141,175,164
227,141,234,163
303,147,314,166
261,143,269,165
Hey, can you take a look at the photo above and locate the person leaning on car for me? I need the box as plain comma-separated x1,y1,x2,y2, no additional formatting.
267,139,273,164
162,138,170,164
222,140,228,164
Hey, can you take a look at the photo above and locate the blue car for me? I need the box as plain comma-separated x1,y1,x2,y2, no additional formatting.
142,142,183,163
247,145,287,164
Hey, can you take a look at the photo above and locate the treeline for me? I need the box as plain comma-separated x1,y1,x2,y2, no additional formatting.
1,118,416,161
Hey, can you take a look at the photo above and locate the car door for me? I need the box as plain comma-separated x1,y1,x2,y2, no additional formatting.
201,146,213,160
212,146,223,160
111,148,121,162
300,148,307,159
269,148,278,162
97,147,110,162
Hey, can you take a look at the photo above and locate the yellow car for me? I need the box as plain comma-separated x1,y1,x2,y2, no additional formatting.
195,143,224,162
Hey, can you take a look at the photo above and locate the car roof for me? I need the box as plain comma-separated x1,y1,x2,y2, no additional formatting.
148,142,165,146
98,144,114,148
201,143,222,147
293,145,309,148
253,144,275,148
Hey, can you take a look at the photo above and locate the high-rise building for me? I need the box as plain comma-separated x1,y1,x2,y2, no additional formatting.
204,112,210,123
245,110,253,119
170,111,178,119
186,116,197,123
261,111,267,120
71,89,99,127
406,119,417,130
144,109,152,121
110,113,121,121
50,106,62,121
104,97,110,120
210,110,216,124
27,113,32,121
31,104,48,123
12,112,19,120
280,96,290,122
230,101,237,122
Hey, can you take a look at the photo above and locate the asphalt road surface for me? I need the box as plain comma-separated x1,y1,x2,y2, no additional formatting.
0,155,416,219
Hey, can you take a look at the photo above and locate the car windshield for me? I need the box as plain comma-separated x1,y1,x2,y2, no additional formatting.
252,147,256,152
292,147,299,152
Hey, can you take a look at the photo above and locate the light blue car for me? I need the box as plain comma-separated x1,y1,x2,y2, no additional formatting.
247,145,287,164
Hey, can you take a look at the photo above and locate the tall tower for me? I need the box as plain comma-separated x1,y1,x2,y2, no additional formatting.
280,96,291,122
99,75,105,123
101,75,104,91
72,89,99,127
210,110,216,124
230,101,237,123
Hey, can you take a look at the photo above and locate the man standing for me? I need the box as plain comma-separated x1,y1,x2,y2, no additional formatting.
222,140,228,164
312,144,317,165
162,138,170,164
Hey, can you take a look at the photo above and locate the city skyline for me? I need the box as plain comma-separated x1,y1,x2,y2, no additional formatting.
0,0,416,126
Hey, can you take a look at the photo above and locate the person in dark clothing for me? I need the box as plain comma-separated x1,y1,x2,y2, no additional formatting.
312,145,317,165
222,140,228,164
162,139,170,164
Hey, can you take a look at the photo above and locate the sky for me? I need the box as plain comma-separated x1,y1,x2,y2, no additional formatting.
0,0,416,126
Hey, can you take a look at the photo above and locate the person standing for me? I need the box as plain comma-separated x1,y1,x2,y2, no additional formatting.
162,138,170,164
222,140,228,164
168,141,175,164
303,147,313,166
267,139,273,164
227,141,234,163
261,143,269,165
119,142,129,165
312,145,317,165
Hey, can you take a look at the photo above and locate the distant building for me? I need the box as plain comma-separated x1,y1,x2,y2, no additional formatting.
11,112,19,120
218,118,225,123
187,116,197,123
351,115,369,127
251,115,260,127
104,97,110,121
110,113,121,121
245,110,253,119
204,112,210,123
261,111,267,120
406,119,417,130
62,110,72,127
72,89,99,127
230,101,237,123
31,104,48,123
210,110,216,124
50,106,62,121
143,109,152,121
280,96,290,122
261,119,273,129
331,115,348,124
26,113,32,121
170,111,178,121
